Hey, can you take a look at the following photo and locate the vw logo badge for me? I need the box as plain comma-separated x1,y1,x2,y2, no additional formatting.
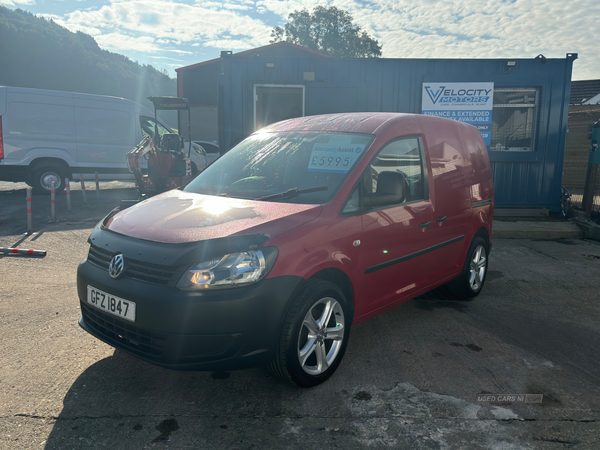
108,254,125,279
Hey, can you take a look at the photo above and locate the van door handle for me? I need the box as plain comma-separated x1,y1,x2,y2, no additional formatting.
419,221,431,228
436,216,447,223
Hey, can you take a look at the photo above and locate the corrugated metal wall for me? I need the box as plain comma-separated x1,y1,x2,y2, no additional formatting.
215,54,576,211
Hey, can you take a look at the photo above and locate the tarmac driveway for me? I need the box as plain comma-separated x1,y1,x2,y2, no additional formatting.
0,184,599,449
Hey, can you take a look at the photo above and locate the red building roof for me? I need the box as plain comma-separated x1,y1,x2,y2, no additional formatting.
176,41,332,73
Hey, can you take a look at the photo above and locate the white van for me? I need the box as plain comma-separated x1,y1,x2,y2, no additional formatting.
0,86,207,192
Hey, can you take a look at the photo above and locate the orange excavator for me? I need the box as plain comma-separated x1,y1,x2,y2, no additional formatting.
126,96,195,200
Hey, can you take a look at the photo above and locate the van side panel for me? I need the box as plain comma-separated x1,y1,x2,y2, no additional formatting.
457,123,494,240
417,115,473,282
73,96,136,171
458,123,494,204
4,89,76,167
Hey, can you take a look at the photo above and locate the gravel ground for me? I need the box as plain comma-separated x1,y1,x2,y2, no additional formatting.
1,183,599,449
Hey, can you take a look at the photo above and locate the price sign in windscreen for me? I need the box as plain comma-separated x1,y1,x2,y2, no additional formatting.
307,140,366,174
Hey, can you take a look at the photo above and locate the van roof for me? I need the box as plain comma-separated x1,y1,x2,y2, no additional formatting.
261,112,470,135
0,85,136,105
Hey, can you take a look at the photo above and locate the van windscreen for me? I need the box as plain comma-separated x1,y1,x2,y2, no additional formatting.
184,131,374,204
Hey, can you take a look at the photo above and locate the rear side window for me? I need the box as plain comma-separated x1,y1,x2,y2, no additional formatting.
75,107,131,142
6,102,75,136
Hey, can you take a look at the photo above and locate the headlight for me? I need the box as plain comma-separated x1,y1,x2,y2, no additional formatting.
193,143,206,155
176,247,278,290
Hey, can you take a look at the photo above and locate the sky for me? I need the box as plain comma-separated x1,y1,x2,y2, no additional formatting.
2,0,598,80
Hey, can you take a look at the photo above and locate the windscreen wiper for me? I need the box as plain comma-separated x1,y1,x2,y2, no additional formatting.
258,186,328,201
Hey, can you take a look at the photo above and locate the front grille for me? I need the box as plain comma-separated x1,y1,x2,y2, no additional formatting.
87,245,182,286
88,245,112,269
81,303,167,356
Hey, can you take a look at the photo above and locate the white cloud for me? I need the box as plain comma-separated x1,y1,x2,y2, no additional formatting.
57,0,271,46
204,39,255,50
149,56,184,61
29,0,600,79
95,32,161,53
0,0,35,5
38,13,102,35
202,1,253,11
258,0,600,79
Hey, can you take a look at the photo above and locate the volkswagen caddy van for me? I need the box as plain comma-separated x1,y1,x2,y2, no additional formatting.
77,113,494,387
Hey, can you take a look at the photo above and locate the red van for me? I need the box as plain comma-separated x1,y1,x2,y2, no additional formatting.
77,113,494,387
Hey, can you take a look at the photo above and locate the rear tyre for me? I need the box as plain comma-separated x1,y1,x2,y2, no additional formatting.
31,165,67,194
269,280,351,387
445,236,489,300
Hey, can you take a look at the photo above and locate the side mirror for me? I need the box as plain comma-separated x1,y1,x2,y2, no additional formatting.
364,171,406,207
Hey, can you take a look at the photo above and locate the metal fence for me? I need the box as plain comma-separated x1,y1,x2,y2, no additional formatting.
563,106,600,214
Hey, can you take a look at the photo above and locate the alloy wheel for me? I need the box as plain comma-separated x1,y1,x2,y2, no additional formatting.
297,297,345,376
469,245,487,291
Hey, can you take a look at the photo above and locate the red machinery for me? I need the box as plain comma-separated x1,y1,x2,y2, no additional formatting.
127,96,194,199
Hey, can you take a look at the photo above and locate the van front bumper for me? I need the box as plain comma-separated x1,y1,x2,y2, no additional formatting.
77,260,303,371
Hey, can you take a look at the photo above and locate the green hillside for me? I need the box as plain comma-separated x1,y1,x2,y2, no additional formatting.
0,7,176,122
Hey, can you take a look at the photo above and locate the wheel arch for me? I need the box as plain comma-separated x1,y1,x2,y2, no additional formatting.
307,268,355,320
29,157,73,175
473,226,489,245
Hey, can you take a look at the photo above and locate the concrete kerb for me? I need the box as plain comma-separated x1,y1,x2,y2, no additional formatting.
573,217,600,241
492,220,585,240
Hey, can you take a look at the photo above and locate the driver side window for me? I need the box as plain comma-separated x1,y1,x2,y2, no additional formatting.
342,136,426,214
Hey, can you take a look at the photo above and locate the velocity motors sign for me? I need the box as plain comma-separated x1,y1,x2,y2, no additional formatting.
421,82,494,147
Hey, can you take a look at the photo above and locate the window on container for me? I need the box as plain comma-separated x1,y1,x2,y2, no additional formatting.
490,88,539,152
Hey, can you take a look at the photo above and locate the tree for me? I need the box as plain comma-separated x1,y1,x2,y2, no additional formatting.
270,6,382,58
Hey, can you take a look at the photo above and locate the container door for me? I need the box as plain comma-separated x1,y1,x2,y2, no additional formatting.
254,85,304,131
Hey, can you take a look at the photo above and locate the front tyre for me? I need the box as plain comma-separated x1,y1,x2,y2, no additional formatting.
31,165,66,194
269,280,351,387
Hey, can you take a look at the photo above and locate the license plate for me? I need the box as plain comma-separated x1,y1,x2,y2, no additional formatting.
87,286,136,322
